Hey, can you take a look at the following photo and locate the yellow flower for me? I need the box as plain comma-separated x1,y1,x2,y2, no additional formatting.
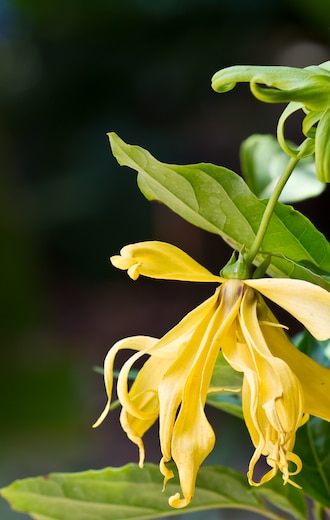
94,241,330,508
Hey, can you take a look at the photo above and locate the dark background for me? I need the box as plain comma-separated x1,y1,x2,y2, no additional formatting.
0,1,329,518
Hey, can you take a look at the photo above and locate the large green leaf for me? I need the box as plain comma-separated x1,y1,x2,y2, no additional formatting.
108,133,330,289
295,418,330,509
292,332,330,509
251,474,307,520
1,463,303,520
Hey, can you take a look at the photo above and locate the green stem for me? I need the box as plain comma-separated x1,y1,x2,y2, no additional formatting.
244,154,299,269
244,140,310,271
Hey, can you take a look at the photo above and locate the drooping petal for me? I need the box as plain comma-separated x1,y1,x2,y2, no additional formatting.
239,289,306,428
223,287,306,486
111,241,222,282
94,292,221,430
119,354,174,466
159,325,217,506
245,278,330,340
120,408,155,468
166,280,242,508
259,304,330,422
158,291,220,466
104,289,223,478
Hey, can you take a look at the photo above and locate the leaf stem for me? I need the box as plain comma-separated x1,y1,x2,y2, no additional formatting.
244,142,310,271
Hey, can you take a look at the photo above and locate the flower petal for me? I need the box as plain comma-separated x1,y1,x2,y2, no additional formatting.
164,280,242,507
245,278,330,340
119,354,173,466
158,292,219,464
223,288,306,486
259,308,330,422
111,241,222,282
93,336,157,428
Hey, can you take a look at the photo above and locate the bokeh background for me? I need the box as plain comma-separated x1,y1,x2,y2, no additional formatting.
0,1,329,518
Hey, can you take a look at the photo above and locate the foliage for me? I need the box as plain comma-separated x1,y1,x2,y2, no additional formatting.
1,464,307,520
1,49,330,520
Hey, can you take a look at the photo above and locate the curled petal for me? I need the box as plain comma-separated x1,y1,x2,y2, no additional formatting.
117,350,163,420
119,354,172,467
245,278,330,340
111,241,222,282
93,336,157,428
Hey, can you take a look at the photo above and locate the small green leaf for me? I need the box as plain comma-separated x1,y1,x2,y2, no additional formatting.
109,133,330,288
206,393,243,419
0,464,293,520
240,134,325,203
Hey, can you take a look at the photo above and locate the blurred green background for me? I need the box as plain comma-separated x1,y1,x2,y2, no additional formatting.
0,1,329,518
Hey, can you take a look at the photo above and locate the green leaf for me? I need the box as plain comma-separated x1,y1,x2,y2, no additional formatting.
291,331,330,509
207,351,243,419
1,463,300,520
295,418,330,509
240,134,325,203
293,330,330,368
257,255,330,292
109,133,330,289
252,474,307,520
206,393,243,419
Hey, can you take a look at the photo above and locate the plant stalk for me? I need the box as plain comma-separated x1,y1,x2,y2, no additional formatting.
244,155,299,269
244,140,311,270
